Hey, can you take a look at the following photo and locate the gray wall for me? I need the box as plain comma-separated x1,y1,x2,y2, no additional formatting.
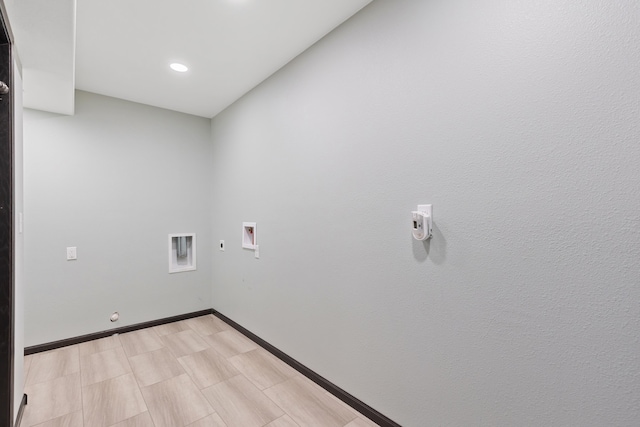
24,91,212,346
209,1,640,426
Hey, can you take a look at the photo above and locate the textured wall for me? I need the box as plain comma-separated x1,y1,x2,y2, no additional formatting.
210,0,640,425
24,91,213,346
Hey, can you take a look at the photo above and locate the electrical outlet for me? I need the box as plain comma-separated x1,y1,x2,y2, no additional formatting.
66,247,77,260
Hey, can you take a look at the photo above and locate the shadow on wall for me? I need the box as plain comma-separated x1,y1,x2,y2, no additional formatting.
412,223,447,264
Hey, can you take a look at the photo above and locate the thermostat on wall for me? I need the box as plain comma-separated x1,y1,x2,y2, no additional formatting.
412,204,432,240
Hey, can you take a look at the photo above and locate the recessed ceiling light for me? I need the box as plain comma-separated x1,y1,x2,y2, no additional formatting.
170,63,189,72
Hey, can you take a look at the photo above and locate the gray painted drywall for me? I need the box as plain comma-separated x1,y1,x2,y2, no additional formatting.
210,1,640,425
23,91,212,346
13,57,24,422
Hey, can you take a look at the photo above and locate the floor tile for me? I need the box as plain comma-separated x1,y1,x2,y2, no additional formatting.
229,348,297,390
202,329,258,358
186,413,227,427
142,373,214,427
83,373,147,427
152,320,192,336
178,347,240,389
325,392,378,425
129,347,185,387
185,315,230,336
264,376,357,427
160,329,210,358
81,347,132,386
22,373,82,426
26,346,80,386
325,392,361,417
202,375,283,427
345,417,380,427
109,411,155,427
22,318,373,427
24,354,33,386
31,410,83,427
119,328,164,357
265,415,301,427
79,335,122,356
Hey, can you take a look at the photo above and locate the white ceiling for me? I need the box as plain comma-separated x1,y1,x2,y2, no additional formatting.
6,0,371,118
4,0,76,115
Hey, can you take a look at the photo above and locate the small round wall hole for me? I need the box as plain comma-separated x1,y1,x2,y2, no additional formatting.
110,312,119,322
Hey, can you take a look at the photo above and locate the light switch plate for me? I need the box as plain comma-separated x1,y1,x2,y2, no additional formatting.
67,247,77,260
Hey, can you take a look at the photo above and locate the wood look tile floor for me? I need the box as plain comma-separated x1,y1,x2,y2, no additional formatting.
22,315,379,427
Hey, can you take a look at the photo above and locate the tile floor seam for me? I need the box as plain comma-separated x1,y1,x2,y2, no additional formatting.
136,324,215,427
260,384,290,424
78,350,87,427
184,411,220,427
82,370,134,390
25,346,80,388
261,381,295,425
183,346,231,408
23,358,32,386
120,337,155,427
23,370,80,388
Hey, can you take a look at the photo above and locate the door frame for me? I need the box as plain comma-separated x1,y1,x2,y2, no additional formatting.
0,2,15,425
